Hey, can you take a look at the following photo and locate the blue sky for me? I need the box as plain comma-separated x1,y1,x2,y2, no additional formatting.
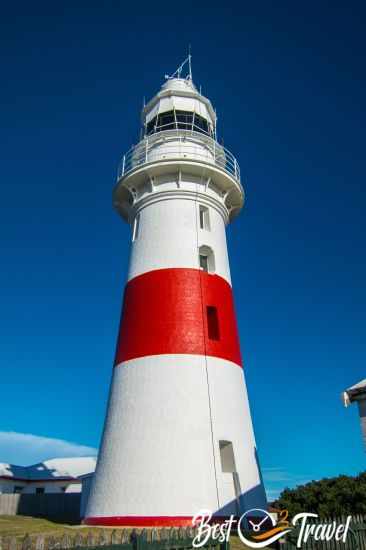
1,1,365,500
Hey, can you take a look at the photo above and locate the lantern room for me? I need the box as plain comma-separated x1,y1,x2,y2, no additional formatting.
142,76,217,138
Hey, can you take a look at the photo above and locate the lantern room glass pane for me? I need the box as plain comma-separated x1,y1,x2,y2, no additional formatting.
145,110,210,135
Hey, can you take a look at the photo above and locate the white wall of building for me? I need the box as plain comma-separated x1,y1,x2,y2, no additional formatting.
0,479,81,494
358,398,366,449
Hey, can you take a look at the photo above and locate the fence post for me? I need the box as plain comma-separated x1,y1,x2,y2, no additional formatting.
139,529,146,550
87,532,96,548
8,537,17,550
111,530,119,545
130,529,138,550
74,533,84,548
36,535,45,550
22,535,32,550
60,535,71,550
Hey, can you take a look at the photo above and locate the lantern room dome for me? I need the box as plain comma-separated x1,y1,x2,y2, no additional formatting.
161,77,197,93
142,76,217,137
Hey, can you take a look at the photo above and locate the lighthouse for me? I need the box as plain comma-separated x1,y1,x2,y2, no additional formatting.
84,58,267,527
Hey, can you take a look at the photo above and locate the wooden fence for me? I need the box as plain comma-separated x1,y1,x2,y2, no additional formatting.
2,514,366,550
0,527,228,550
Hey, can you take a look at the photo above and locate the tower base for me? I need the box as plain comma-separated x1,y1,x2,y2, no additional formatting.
83,514,236,527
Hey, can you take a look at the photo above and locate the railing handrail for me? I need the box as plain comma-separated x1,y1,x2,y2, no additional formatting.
117,130,240,183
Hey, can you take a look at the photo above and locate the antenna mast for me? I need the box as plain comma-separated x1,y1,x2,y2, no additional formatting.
165,50,192,81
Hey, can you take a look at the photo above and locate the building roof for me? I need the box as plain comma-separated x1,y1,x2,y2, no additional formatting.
342,379,366,406
0,456,96,482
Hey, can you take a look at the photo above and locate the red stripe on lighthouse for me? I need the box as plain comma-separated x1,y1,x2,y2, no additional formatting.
114,268,242,367
83,515,198,527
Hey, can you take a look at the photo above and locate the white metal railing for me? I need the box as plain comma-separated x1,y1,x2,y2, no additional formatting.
146,120,213,138
117,130,241,182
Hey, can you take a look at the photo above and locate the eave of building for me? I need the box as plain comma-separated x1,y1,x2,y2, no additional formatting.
0,475,79,483
343,379,366,406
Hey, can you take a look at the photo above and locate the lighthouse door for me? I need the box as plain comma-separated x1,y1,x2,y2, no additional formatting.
219,440,241,515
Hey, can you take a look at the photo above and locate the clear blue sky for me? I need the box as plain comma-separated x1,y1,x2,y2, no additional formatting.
1,1,365,500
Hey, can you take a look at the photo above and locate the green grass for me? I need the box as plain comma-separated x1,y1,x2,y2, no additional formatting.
0,516,250,550
0,515,103,539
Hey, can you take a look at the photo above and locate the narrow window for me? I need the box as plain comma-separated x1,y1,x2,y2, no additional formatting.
36,487,45,494
219,441,236,473
199,205,210,230
207,306,220,340
199,245,215,273
132,214,140,241
199,253,208,272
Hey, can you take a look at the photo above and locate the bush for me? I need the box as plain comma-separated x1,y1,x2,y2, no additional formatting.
273,472,366,517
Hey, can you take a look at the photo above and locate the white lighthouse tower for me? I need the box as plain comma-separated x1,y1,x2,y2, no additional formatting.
85,58,267,527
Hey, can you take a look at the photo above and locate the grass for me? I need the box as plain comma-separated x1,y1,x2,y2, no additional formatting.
0,516,250,550
0,515,103,539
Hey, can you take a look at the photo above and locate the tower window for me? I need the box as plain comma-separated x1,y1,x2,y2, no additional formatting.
207,306,220,340
199,245,215,273
36,487,45,494
219,441,236,473
199,253,209,272
132,214,140,241
199,205,210,230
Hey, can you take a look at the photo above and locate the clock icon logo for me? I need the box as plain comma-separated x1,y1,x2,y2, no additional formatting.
237,508,292,548
241,508,274,533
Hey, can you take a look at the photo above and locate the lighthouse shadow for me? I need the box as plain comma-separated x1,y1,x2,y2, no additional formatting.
213,449,268,518
213,482,268,518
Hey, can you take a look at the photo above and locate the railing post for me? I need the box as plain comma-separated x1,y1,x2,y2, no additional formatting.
145,138,148,162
